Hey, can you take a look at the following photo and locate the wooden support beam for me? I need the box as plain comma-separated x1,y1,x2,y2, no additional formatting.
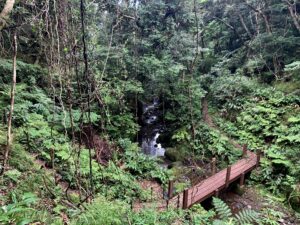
225,166,231,188
242,144,247,158
240,172,245,186
151,187,153,200
177,194,180,209
168,180,174,199
215,188,219,197
182,189,189,209
211,157,216,175
256,149,261,167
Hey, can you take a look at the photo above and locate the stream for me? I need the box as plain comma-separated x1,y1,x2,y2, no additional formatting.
140,98,166,157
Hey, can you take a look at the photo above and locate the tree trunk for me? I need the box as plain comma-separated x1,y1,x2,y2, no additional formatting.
238,13,253,38
244,2,272,34
285,0,300,33
2,32,17,173
255,12,260,35
80,0,94,195
262,13,272,34
0,0,16,30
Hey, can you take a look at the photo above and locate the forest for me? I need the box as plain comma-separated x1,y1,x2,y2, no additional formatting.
0,0,300,224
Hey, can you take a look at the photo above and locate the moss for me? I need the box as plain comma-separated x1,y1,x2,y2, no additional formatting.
233,184,246,196
165,147,186,162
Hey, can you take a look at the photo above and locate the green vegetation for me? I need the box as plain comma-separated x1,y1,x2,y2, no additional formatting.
214,87,300,213
0,0,300,224
212,197,260,224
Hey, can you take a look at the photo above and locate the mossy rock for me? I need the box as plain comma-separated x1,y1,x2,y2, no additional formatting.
165,147,185,162
168,162,191,179
233,184,246,196
169,161,183,168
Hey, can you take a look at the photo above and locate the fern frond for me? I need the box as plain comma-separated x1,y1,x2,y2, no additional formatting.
212,197,233,220
212,219,227,225
235,209,260,224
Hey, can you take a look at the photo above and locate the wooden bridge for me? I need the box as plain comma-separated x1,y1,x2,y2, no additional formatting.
167,146,260,209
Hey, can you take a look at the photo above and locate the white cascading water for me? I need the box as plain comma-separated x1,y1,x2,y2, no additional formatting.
141,98,165,157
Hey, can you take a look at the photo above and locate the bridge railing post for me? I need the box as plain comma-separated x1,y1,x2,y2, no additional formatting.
182,189,189,209
256,149,261,167
211,157,216,175
215,188,219,197
240,172,245,187
168,180,174,199
242,144,247,158
225,166,231,188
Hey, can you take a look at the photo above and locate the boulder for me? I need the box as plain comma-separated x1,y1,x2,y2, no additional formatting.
165,147,185,162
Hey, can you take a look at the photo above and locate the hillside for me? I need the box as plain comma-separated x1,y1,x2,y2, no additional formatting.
0,0,300,224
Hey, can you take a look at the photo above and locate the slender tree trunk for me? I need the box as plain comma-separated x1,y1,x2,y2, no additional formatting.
200,31,205,59
0,0,16,30
255,12,260,35
262,13,272,34
80,0,94,195
189,0,200,73
2,32,17,174
238,13,253,38
188,0,198,143
244,2,272,33
285,0,300,33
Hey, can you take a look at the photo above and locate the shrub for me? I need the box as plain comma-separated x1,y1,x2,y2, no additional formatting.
211,75,256,115
71,196,129,225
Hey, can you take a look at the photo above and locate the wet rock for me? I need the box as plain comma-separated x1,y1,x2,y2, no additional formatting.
231,202,244,214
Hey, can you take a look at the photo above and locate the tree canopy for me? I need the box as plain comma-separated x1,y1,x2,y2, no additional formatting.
0,0,300,224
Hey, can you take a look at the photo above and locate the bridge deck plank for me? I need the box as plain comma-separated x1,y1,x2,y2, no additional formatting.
176,151,258,208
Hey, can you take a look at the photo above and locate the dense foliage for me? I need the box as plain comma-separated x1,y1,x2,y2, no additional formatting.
0,0,300,224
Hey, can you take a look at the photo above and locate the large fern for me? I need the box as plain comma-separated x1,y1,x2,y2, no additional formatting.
235,209,260,224
213,198,260,225
213,197,233,220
